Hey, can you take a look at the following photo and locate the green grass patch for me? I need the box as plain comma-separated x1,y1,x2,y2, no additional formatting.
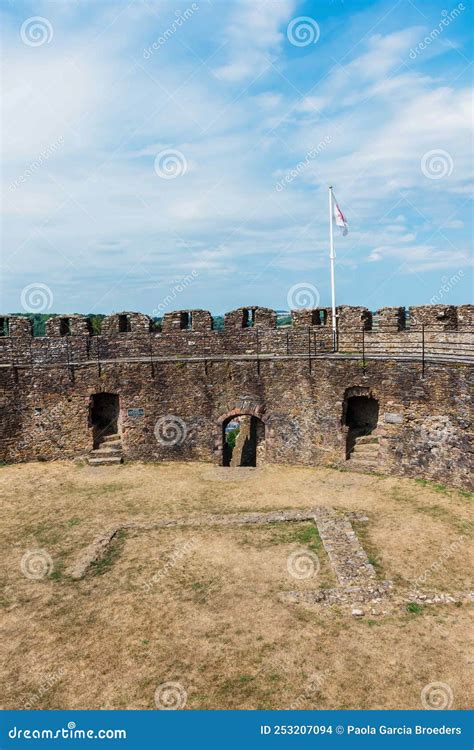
415,479,448,495
241,522,323,554
22,521,62,546
50,560,66,581
406,602,423,615
67,517,82,527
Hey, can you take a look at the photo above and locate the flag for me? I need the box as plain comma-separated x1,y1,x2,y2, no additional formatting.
332,193,348,236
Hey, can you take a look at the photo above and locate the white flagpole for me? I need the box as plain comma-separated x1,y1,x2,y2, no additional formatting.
329,185,337,350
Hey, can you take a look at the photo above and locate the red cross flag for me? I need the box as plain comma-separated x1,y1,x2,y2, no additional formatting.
332,193,348,236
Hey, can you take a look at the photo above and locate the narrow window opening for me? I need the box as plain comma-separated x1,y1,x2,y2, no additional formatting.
243,308,255,328
180,311,192,330
0,317,9,337
59,318,71,336
118,315,131,333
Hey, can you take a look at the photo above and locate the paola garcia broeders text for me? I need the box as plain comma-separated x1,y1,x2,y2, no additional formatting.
259,725,463,736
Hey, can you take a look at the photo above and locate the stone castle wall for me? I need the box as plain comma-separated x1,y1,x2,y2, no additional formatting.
0,305,472,489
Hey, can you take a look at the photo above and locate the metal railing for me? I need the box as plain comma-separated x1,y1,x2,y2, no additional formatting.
0,325,472,377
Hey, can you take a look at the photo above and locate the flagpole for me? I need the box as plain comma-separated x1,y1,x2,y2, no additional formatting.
328,185,337,351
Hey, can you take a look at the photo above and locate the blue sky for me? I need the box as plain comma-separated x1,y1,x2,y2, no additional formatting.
1,0,473,315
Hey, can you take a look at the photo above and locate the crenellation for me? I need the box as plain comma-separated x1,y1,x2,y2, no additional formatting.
224,306,277,330
337,305,373,330
45,314,92,337
376,307,406,331
3,316,33,337
457,304,474,327
162,309,213,333
101,312,153,335
409,304,457,329
291,309,326,326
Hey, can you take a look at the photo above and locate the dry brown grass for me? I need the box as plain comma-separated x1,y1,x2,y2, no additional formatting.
0,460,472,710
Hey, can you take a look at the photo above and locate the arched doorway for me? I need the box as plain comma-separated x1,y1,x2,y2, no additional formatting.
222,415,265,467
90,393,120,448
342,389,379,461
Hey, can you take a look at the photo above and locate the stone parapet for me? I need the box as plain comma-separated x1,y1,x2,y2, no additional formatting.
376,307,406,331
101,312,153,335
291,309,329,327
409,305,457,329
337,306,372,330
45,315,92,337
224,306,277,329
1,316,33,337
162,310,213,333
0,306,471,367
457,304,474,327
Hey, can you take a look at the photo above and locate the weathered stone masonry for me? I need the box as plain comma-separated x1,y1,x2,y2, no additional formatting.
0,304,472,489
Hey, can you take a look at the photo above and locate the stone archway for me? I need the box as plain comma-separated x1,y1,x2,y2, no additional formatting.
222,415,265,467
216,406,268,467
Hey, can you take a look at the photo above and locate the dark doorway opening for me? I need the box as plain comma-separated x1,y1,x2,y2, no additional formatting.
344,395,379,458
90,392,120,447
223,415,265,467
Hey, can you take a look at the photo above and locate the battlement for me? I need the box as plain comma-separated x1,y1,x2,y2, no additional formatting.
0,305,472,367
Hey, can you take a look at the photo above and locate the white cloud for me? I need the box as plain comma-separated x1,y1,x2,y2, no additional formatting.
212,0,296,82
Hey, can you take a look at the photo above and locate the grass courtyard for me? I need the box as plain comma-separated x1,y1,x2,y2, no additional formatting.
0,460,472,710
